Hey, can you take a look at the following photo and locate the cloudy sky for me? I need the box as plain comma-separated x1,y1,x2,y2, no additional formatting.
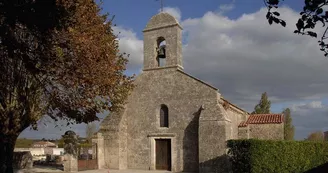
20,0,328,140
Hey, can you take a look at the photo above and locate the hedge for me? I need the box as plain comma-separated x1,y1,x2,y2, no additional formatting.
227,139,328,173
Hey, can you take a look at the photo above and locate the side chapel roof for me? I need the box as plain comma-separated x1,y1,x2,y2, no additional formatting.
239,114,284,127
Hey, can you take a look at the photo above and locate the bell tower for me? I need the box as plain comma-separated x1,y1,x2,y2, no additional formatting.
143,12,183,70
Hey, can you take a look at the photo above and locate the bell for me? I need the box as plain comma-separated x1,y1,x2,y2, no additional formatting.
157,45,166,59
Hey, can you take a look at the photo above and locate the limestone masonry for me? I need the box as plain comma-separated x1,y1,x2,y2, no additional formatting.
93,12,284,173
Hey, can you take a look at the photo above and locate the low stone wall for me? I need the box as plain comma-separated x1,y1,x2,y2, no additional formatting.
249,124,284,140
63,154,78,172
238,126,249,139
13,151,33,169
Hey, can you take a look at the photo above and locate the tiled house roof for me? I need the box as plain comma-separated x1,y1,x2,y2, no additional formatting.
32,141,57,148
238,114,284,127
248,114,284,124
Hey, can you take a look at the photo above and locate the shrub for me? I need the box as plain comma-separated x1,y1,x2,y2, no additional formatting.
227,139,328,173
15,138,34,148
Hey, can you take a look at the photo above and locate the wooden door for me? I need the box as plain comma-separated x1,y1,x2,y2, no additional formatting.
155,139,171,171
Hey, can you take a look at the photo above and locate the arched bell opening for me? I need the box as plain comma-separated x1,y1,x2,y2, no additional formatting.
156,37,166,67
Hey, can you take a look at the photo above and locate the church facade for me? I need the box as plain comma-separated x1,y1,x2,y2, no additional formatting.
93,12,284,173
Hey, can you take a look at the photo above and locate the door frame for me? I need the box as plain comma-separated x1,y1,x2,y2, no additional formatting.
148,133,176,172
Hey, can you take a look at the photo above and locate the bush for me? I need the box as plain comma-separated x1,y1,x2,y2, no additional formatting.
227,139,328,173
15,138,34,148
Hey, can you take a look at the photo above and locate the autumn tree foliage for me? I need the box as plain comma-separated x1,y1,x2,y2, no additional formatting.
252,92,271,114
306,131,324,141
0,0,133,172
264,0,328,56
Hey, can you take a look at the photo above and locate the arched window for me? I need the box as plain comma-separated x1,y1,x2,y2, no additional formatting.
160,104,169,127
156,37,166,67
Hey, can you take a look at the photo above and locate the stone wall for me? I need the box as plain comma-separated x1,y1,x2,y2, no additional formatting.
92,133,105,169
199,119,231,173
97,12,245,173
99,110,125,169
100,67,231,172
126,68,227,172
238,126,249,139
249,124,284,140
143,13,183,70
223,105,248,140
63,154,78,172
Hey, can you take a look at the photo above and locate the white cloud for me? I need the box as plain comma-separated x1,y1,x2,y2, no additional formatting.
291,101,324,111
219,4,234,12
181,7,328,110
218,2,235,14
109,7,328,112
160,7,182,22
289,101,328,139
112,26,144,73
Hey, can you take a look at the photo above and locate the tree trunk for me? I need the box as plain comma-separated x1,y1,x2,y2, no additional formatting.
0,135,18,173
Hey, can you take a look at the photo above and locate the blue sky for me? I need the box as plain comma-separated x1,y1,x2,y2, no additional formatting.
102,0,303,36
19,0,328,140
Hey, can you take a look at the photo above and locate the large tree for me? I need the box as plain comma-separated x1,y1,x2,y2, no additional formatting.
282,108,295,140
306,131,324,141
0,0,133,172
252,92,271,114
264,0,328,56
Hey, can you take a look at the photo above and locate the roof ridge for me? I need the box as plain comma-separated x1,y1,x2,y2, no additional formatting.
221,98,249,114
176,69,218,90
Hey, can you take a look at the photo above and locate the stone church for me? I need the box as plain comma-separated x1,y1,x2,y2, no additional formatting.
93,12,284,173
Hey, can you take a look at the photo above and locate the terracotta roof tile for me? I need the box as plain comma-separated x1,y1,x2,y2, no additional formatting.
33,141,48,145
238,121,248,127
238,114,284,127
33,141,56,146
248,114,284,124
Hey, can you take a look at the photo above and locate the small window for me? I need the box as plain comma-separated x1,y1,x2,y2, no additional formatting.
160,104,169,127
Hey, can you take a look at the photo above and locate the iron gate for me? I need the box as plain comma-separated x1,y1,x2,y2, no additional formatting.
77,143,98,171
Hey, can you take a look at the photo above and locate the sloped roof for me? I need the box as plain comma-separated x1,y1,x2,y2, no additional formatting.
144,12,182,32
221,97,249,114
238,114,284,127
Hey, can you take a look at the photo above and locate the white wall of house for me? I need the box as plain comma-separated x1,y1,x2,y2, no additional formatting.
14,148,45,156
15,148,64,156
53,148,64,155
